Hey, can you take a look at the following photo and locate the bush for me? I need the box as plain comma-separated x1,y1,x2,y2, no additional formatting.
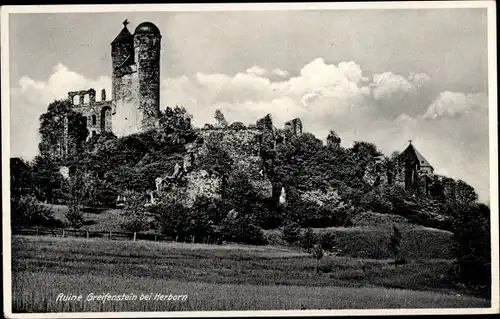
359,190,393,214
318,231,336,252
264,231,286,246
300,228,317,252
11,196,62,228
66,207,85,229
120,190,150,233
282,221,301,244
221,216,267,245
151,200,190,241
388,225,402,266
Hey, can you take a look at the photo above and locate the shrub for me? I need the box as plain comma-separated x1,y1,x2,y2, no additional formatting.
66,206,85,229
359,190,393,214
151,188,191,241
300,228,317,252
120,190,150,233
10,196,62,228
318,231,336,253
312,244,324,273
229,122,246,131
388,225,402,266
221,215,267,245
282,221,301,245
264,231,286,246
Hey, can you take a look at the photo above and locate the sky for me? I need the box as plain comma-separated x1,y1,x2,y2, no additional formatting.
7,8,492,203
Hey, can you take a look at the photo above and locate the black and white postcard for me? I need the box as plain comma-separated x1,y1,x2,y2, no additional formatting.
2,2,498,318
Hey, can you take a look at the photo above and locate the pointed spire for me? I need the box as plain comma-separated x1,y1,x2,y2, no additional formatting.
111,19,133,45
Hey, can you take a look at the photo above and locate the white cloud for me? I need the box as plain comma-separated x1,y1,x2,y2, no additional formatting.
370,72,415,100
409,72,432,89
272,68,290,78
423,91,488,119
246,66,268,77
10,60,490,203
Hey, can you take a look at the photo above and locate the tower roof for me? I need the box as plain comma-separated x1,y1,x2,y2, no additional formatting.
401,143,433,168
111,22,133,44
134,22,161,35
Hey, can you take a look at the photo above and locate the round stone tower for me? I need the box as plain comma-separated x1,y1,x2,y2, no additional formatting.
110,20,161,137
134,22,161,131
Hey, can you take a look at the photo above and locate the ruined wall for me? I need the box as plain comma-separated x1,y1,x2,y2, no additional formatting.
67,89,113,139
184,169,222,207
199,128,273,199
363,155,388,187
112,71,140,137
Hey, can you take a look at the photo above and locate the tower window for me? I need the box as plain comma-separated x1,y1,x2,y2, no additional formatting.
92,115,97,125
92,130,96,137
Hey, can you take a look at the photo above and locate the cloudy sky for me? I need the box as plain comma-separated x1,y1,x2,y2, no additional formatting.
7,8,492,203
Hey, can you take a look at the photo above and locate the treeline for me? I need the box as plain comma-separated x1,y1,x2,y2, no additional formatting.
10,99,491,297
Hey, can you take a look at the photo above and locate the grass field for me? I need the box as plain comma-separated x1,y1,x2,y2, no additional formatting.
10,236,490,312
265,224,453,260
48,203,453,260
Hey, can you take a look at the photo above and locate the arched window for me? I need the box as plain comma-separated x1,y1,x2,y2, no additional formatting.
92,115,97,125
83,94,90,104
73,95,80,105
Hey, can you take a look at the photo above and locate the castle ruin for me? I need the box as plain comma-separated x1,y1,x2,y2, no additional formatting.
65,20,161,142
396,141,434,196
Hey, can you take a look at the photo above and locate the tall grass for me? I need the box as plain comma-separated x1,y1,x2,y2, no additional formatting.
10,236,490,312
12,272,490,312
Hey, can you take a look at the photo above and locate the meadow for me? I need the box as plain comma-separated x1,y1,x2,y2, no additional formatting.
10,235,490,312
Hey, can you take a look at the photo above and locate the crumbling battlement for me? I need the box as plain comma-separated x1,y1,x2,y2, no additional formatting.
67,88,113,138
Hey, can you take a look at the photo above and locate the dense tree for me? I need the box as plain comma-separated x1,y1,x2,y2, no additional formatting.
326,130,341,149
214,109,228,129
31,155,65,204
197,138,234,183
450,203,490,297
282,221,301,244
454,180,479,206
38,99,88,163
151,187,191,241
318,231,336,253
300,228,317,252
11,158,33,198
65,168,88,229
120,190,150,233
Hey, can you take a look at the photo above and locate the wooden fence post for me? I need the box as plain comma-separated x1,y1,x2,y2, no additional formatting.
86,230,89,239
62,229,65,238
109,231,112,239
133,232,137,241
36,227,39,236
154,234,157,242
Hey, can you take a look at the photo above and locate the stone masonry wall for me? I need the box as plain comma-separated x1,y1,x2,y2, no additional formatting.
198,128,273,199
